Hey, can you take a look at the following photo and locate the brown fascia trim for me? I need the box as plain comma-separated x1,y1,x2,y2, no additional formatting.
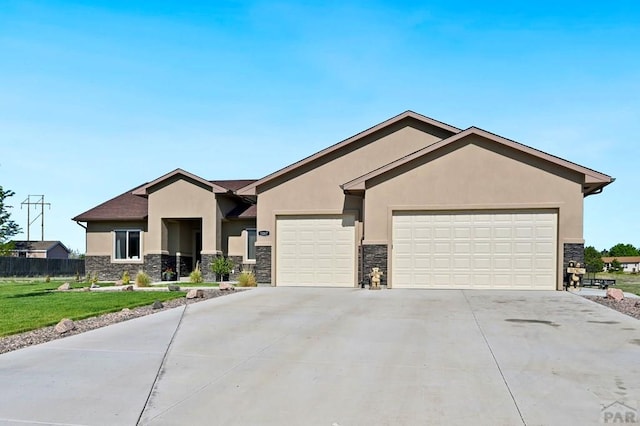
132,168,227,195
236,110,462,196
342,126,613,192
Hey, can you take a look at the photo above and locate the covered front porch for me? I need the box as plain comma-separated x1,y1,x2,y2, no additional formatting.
159,218,203,281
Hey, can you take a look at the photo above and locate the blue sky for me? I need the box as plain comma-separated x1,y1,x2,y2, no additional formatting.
1,0,638,253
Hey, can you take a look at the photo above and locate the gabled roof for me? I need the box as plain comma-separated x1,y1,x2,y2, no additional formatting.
236,110,461,196
73,185,149,222
11,240,70,252
224,203,257,219
73,172,258,222
341,126,613,196
602,256,640,263
211,180,258,192
132,168,228,195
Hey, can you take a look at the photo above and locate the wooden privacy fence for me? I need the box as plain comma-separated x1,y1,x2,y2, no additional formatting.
0,257,85,277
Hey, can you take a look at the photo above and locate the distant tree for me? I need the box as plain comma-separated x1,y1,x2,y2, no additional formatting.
0,186,22,256
609,259,623,273
609,243,639,257
584,246,604,273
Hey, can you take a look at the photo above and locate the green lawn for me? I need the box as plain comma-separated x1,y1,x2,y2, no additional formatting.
0,280,186,337
592,272,640,296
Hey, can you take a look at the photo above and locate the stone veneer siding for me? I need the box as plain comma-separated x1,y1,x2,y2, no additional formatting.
255,246,272,284
563,243,585,270
144,254,163,282
228,255,243,281
362,244,388,287
200,254,216,282
85,256,145,282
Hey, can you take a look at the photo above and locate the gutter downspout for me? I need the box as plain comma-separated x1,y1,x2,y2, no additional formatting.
74,221,87,230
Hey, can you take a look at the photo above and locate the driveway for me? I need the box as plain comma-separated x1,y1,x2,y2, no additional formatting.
1,288,639,425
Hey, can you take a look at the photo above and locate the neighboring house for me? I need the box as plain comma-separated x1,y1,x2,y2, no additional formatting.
74,111,613,289
602,257,640,273
10,241,71,259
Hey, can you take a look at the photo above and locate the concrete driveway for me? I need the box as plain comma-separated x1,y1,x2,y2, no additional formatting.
1,288,639,426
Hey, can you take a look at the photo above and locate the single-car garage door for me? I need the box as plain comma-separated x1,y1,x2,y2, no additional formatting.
276,215,355,287
392,211,557,289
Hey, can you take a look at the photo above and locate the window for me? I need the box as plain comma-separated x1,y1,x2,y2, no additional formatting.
246,229,256,261
114,230,142,260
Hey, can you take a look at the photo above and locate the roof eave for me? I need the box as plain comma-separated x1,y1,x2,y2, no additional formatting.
237,111,461,195
132,168,227,195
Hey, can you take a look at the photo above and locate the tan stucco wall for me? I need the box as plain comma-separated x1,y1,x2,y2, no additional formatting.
224,219,256,258
146,178,217,254
256,125,444,242
86,221,148,257
363,137,585,289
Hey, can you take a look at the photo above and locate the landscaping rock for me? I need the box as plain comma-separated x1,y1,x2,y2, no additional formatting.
122,285,134,292
57,283,71,291
121,308,131,313
186,289,205,299
115,280,123,286
219,282,235,291
167,285,181,292
90,283,100,289
606,288,624,301
152,301,164,310
55,319,75,334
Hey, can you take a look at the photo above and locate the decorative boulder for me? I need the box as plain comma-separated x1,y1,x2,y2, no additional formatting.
606,288,624,301
219,282,235,291
57,283,71,291
167,285,181,292
55,318,75,334
90,283,100,289
122,285,134,292
186,289,205,299
115,280,123,286
152,300,164,310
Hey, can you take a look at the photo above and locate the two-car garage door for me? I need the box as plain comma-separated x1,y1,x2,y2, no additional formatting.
392,211,557,289
276,215,355,287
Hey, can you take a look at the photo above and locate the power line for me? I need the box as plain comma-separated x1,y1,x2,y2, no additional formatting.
20,195,51,241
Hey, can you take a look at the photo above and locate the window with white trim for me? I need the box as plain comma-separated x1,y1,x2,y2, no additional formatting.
114,230,142,260
246,229,256,261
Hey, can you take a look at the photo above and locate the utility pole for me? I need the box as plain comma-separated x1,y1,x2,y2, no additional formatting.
20,195,51,241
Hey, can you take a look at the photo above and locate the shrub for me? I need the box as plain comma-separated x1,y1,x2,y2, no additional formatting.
44,275,51,283
91,273,99,285
210,256,234,281
74,272,81,283
237,271,257,287
84,272,91,283
135,270,151,287
122,270,131,285
190,262,203,284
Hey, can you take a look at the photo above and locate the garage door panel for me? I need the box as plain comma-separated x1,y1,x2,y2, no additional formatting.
392,211,557,290
276,216,355,287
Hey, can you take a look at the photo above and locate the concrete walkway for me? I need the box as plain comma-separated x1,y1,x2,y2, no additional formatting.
1,288,640,425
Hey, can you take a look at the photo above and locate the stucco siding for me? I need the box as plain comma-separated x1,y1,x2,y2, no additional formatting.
363,138,583,241
363,137,585,290
224,219,256,258
86,221,148,257
256,125,444,239
146,178,216,254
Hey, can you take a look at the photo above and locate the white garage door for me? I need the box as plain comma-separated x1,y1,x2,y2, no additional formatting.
276,215,355,287
392,211,557,289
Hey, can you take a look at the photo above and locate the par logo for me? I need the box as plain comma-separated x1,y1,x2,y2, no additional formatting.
601,401,638,424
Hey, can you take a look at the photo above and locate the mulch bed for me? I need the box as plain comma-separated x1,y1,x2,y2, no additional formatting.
583,296,640,320
0,289,240,355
